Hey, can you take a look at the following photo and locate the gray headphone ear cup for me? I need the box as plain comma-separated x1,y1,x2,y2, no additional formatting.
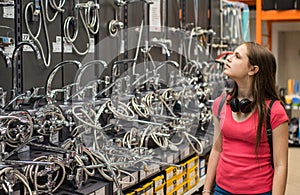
239,99,252,113
230,98,240,112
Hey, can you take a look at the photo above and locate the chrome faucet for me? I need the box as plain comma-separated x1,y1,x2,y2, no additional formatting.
11,41,41,98
73,60,107,92
45,60,82,104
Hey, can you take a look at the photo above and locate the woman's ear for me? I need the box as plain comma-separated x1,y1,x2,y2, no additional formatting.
248,65,259,76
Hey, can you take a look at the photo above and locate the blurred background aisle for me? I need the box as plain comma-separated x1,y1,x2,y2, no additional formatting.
286,147,300,195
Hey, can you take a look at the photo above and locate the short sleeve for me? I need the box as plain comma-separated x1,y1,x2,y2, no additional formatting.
270,100,289,130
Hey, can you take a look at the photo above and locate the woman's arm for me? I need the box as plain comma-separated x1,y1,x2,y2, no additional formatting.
203,115,223,194
272,122,288,195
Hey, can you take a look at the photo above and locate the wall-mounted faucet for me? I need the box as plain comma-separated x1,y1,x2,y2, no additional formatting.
45,60,82,104
11,41,41,98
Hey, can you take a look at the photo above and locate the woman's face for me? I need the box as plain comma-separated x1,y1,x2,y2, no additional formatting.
224,44,251,80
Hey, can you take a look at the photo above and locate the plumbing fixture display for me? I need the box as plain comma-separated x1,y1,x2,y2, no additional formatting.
0,0,238,194
0,49,224,194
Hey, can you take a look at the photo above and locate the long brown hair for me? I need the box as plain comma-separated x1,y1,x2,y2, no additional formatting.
228,42,279,153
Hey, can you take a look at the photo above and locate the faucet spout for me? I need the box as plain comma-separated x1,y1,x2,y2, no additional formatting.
11,41,41,97
45,60,82,103
74,60,107,92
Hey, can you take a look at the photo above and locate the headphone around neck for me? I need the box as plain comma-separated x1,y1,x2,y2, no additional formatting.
229,97,253,113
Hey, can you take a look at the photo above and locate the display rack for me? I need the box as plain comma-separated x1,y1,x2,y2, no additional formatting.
183,175,206,195
0,1,216,194
256,0,300,48
229,0,256,6
14,0,22,94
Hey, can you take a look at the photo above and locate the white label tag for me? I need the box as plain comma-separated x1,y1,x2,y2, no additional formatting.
51,133,59,144
194,46,198,56
140,170,146,180
64,43,73,53
22,34,34,51
23,45,33,52
88,38,95,53
3,6,14,19
167,154,173,163
52,42,61,53
120,40,125,54
4,45,14,58
149,0,161,32
22,34,30,41
56,36,62,43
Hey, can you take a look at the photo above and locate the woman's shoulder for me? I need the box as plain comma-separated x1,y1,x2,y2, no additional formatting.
213,92,227,105
212,92,229,115
266,99,289,128
266,99,285,110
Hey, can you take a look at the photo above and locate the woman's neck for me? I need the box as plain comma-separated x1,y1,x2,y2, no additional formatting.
236,77,253,99
237,84,252,100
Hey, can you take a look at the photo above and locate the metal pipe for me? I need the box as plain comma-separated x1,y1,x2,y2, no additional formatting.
111,59,135,82
11,41,41,97
2,93,25,111
148,41,171,57
45,60,82,103
66,79,103,102
74,60,107,91
132,20,144,76
5,136,44,159
131,60,179,87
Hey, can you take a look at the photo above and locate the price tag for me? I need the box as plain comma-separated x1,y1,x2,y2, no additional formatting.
167,154,173,163
139,170,146,181
23,46,33,52
56,36,62,43
3,6,14,19
52,42,61,53
64,42,73,53
22,34,34,51
88,38,95,53
22,34,30,41
178,46,182,55
194,46,198,56
120,40,125,54
51,133,59,144
4,45,14,58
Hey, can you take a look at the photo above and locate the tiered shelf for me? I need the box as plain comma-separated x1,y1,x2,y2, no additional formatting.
256,0,300,47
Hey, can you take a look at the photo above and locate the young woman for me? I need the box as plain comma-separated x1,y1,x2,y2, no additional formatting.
203,42,289,195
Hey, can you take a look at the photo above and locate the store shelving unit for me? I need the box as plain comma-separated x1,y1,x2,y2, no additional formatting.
255,0,300,146
183,175,206,195
229,0,256,6
256,0,300,49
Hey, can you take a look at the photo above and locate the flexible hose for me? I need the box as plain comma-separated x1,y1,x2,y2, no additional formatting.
63,7,91,55
5,112,34,148
45,0,65,22
84,1,100,35
0,167,33,195
31,156,65,192
24,1,51,67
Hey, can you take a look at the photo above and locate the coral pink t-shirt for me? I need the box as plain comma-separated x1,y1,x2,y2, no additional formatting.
212,95,288,194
